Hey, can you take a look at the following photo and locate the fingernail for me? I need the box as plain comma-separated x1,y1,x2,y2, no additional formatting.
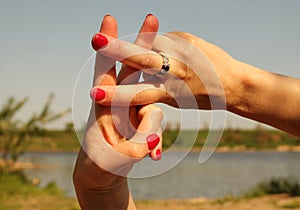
156,149,161,160
91,88,106,101
146,13,153,18
91,33,108,51
146,134,160,150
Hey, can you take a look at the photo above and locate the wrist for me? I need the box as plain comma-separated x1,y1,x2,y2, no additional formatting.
75,176,132,210
221,59,247,113
73,150,134,210
225,59,271,118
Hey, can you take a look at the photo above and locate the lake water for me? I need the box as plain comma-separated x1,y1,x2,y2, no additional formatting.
20,151,300,200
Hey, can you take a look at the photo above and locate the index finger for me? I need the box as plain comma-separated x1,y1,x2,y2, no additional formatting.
92,33,177,76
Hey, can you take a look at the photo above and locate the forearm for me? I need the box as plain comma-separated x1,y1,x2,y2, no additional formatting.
227,60,300,137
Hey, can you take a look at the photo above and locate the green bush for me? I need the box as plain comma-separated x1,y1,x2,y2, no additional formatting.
245,177,300,198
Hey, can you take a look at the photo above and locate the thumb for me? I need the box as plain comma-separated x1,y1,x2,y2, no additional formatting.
114,105,164,160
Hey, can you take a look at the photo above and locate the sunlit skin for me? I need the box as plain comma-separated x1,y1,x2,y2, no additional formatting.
92,18,300,137
74,13,300,210
73,15,162,210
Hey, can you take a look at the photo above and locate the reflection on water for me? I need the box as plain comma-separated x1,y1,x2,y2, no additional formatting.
20,151,300,199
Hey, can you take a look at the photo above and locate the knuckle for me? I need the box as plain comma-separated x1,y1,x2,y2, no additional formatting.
109,40,124,60
139,53,153,69
171,62,187,79
138,103,156,115
152,106,164,121
134,89,153,105
135,91,146,102
129,144,146,159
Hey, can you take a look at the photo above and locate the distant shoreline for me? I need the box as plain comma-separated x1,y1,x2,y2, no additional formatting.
198,145,300,153
163,145,300,153
1,147,299,154
2,145,300,154
1,129,299,154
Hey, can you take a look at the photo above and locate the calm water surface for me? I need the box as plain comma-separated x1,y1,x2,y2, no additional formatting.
20,151,300,199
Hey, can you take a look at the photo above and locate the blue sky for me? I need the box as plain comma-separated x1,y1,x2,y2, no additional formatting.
1,0,299,129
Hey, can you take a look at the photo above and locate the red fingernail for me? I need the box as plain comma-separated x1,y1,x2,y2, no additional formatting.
156,149,161,160
146,13,153,18
91,88,106,101
146,134,160,150
91,33,108,51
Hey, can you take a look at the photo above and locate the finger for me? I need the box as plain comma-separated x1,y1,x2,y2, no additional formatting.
91,33,181,77
83,105,163,176
115,105,164,159
152,33,182,56
149,127,162,161
93,15,118,86
91,15,119,147
90,83,168,106
135,14,159,48
117,14,159,84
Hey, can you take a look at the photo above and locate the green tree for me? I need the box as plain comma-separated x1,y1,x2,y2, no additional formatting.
0,94,70,162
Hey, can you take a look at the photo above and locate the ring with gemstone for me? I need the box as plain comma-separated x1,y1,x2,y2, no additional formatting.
158,53,170,75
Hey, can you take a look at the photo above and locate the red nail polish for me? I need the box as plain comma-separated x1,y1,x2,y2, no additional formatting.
156,149,161,160
146,13,153,18
91,33,108,51
91,88,106,101
146,134,160,150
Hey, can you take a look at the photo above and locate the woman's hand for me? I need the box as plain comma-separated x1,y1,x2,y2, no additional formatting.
73,14,163,210
89,31,239,110
89,30,300,137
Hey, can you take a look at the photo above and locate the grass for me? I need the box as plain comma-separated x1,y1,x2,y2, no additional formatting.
280,201,300,209
280,200,300,209
0,168,80,210
210,177,300,208
209,178,300,209
212,195,240,205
